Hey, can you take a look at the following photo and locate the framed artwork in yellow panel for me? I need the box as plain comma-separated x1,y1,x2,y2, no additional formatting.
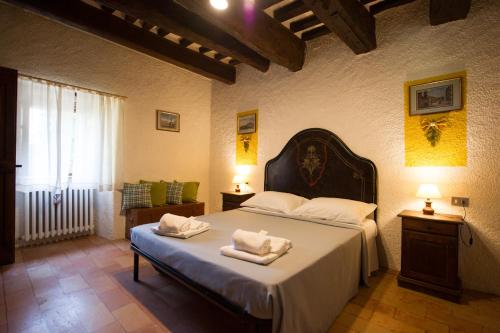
404,71,467,167
236,110,258,165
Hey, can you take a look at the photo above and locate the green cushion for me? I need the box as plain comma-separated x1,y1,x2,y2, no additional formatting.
140,180,167,206
121,183,152,213
166,181,184,205
181,181,200,203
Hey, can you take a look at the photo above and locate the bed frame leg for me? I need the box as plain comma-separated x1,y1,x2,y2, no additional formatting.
133,252,139,282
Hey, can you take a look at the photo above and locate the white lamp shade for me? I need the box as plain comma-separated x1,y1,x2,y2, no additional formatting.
416,184,442,199
232,174,246,184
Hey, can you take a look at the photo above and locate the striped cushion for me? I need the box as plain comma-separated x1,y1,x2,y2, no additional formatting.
166,181,184,205
121,183,152,213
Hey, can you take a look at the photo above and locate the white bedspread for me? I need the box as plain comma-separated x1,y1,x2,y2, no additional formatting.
131,208,378,333
240,206,379,278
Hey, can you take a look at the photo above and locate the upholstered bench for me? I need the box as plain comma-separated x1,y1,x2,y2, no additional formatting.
125,202,205,239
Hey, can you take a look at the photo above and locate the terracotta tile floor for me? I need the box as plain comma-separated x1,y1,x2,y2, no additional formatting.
1,236,499,333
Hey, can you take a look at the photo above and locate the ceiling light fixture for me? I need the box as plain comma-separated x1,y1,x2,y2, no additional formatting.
210,0,228,10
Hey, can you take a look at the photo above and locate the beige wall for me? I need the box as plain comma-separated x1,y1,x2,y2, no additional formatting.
0,3,212,239
210,0,500,295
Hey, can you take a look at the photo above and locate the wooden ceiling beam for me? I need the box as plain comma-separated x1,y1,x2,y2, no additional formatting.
100,5,115,14
199,46,210,54
302,0,376,54
214,53,225,60
141,21,155,31
256,0,283,10
124,14,136,24
93,0,269,72
156,27,169,37
301,25,330,41
274,0,309,22
369,0,415,15
178,38,193,47
290,15,321,32
174,0,305,71
4,0,235,83
429,0,471,25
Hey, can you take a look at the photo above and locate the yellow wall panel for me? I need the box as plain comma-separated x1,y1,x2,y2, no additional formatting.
404,71,467,166
236,110,258,165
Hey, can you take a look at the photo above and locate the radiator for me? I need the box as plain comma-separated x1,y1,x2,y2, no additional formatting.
21,189,94,244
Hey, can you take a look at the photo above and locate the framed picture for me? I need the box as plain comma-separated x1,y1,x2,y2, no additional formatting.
409,77,462,116
237,112,256,134
156,110,180,132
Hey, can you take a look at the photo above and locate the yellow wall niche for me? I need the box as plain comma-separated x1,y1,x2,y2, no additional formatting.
236,110,258,165
404,71,467,166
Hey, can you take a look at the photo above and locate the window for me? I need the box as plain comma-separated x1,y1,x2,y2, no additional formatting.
16,77,123,193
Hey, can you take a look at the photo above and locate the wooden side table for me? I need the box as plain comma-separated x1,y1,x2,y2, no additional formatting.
398,210,463,302
221,192,255,211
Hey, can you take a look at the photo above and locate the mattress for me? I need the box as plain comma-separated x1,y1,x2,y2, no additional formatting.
131,208,377,333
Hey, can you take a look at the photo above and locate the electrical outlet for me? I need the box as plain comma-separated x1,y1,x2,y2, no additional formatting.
451,196,469,207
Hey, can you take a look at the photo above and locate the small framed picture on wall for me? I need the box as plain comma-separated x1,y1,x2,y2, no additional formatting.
237,112,257,134
409,77,462,116
156,110,180,132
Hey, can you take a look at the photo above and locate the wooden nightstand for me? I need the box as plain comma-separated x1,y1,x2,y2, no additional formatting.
398,210,463,302
221,192,255,211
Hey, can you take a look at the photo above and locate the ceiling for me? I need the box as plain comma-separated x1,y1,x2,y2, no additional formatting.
4,0,471,84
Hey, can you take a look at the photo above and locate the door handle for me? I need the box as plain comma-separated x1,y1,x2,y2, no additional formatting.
16,165,22,168
0,162,20,172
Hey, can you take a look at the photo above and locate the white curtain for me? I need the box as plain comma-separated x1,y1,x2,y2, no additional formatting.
16,77,123,192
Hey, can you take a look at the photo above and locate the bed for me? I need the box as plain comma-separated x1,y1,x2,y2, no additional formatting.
131,128,378,333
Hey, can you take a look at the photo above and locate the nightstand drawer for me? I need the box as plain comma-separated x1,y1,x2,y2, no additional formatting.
222,193,241,203
222,202,241,211
403,218,457,237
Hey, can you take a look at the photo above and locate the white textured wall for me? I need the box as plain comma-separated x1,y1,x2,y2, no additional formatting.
0,3,212,239
210,0,500,295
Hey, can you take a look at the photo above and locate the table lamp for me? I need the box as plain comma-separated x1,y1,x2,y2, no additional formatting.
232,174,245,193
416,184,441,215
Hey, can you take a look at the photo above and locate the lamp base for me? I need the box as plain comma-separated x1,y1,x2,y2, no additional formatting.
422,200,434,215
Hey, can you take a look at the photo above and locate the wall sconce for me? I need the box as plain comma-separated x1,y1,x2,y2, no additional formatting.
416,184,442,215
240,135,251,152
420,117,448,146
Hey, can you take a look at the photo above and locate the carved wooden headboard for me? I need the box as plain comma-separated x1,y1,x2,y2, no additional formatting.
264,128,378,210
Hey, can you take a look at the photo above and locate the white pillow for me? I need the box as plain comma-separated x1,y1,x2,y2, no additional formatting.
241,191,308,214
291,197,377,225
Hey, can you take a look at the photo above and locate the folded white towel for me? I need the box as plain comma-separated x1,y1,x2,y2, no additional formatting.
189,219,205,230
151,222,210,239
159,214,194,233
268,235,292,254
231,229,271,256
220,241,291,265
